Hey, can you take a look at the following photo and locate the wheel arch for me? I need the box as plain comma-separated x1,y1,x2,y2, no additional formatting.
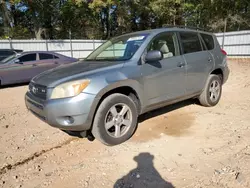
95,84,142,113
210,68,223,82
86,81,144,131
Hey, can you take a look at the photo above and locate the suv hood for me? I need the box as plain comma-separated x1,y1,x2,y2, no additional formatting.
32,60,124,87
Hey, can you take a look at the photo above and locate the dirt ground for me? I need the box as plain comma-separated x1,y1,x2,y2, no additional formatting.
0,59,250,188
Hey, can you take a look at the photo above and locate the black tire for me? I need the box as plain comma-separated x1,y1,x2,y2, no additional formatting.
92,93,138,146
199,74,222,107
129,93,140,114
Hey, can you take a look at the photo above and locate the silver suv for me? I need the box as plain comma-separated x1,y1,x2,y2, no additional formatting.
25,27,230,146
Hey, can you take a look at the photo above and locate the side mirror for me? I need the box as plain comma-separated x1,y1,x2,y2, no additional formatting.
145,50,163,63
14,59,22,64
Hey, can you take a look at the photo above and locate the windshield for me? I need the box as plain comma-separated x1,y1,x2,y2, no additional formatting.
86,34,149,61
0,54,17,64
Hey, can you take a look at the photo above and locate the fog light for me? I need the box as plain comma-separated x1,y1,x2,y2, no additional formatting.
64,116,74,125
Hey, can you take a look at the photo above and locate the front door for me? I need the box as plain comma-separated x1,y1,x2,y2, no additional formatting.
0,63,24,85
17,53,38,82
0,53,37,85
141,32,187,106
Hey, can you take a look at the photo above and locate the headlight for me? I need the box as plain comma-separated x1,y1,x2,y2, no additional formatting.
50,80,90,99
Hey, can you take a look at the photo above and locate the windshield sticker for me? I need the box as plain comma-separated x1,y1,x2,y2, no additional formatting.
128,36,145,41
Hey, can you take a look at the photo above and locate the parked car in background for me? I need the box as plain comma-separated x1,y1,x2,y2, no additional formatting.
0,51,78,86
25,27,229,146
0,49,23,61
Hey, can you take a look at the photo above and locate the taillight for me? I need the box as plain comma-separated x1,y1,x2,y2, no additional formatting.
221,49,227,56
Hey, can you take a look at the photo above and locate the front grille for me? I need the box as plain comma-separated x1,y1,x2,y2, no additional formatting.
29,82,47,100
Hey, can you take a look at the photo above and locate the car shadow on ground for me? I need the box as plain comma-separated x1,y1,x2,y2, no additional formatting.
113,152,175,188
62,99,197,140
138,99,197,123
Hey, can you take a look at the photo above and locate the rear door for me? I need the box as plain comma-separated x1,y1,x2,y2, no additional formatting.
179,31,214,94
200,33,218,64
35,53,60,74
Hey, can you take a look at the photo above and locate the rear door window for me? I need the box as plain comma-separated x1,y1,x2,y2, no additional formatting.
18,54,37,62
200,33,214,50
179,32,202,54
39,53,54,60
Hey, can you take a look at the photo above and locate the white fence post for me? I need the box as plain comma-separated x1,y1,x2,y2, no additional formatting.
222,32,226,49
45,40,49,51
93,39,96,50
8,38,13,49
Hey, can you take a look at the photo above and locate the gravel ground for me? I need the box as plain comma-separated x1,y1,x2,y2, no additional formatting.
0,60,250,188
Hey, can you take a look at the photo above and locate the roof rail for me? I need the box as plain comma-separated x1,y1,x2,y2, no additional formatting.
163,25,205,31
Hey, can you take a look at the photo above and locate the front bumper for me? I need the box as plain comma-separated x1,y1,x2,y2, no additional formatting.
25,91,97,131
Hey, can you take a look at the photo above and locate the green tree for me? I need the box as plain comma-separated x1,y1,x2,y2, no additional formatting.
0,0,249,39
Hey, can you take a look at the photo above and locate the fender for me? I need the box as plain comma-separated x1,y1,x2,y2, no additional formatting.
95,79,144,103
84,79,145,126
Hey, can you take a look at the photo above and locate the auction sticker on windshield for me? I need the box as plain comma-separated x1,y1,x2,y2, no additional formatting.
127,36,146,41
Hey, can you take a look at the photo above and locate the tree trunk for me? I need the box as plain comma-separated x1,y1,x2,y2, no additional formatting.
0,0,13,29
105,7,111,39
100,11,105,39
35,28,44,40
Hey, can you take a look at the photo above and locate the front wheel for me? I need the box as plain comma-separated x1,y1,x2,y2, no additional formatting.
92,93,138,146
198,74,222,107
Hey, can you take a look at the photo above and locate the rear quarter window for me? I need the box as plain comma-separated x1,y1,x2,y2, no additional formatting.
179,32,202,54
200,33,214,50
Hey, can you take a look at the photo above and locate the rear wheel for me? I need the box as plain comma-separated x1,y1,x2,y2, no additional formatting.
92,93,138,146
199,74,222,107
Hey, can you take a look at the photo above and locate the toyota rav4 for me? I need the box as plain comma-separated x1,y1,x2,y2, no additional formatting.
25,27,229,146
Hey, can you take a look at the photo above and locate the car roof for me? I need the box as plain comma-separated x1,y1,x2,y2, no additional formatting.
20,51,62,56
0,49,23,52
21,51,55,54
121,27,213,37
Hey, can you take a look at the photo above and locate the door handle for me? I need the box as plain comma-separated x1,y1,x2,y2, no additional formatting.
54,61,59,64
177,62,185,68
32,64,37,67
208,58,212,62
